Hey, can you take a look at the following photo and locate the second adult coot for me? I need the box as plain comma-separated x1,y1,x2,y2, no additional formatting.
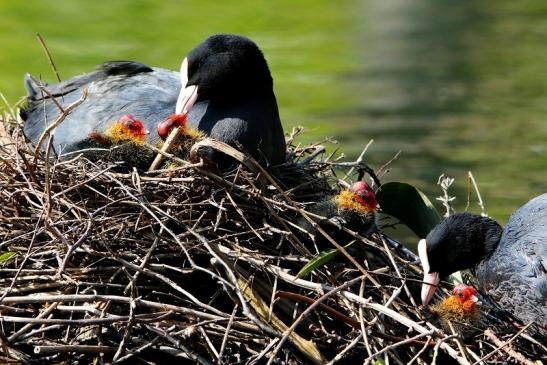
418,194,547,328
21,34,286,166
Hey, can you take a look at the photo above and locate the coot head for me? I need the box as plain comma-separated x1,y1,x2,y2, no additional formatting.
348,181,380,212
119,115,148,134
105,114,149,143
176,34,274,114
452,283,478,304
418,212,503,306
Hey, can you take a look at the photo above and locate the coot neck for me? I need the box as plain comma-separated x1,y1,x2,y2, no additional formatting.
478,227,502,263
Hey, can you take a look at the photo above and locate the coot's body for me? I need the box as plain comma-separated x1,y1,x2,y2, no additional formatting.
181,35,286,165
476,194,547,326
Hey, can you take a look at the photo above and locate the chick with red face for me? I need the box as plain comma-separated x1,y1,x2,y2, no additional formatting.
440,284,479,317
155,113,207,166
69,114,154,170
104,115,148,143
296,181,380,253
429,283,480,338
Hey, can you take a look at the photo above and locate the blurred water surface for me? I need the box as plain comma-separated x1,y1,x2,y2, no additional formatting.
1,0,546,228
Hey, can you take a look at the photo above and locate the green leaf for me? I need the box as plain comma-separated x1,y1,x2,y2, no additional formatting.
296,242,354,278
0,252,17,262
377,182,441,238
447,271,463,286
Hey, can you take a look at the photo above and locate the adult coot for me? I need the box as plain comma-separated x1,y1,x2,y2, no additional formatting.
177,34,286,165
21,34,286,165
418,194,547,327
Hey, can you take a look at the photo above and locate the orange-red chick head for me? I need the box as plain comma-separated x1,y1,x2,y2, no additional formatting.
337,181,380,214
440,283,478,316
157,114,188,140
452,284,478,309
108,115,148,143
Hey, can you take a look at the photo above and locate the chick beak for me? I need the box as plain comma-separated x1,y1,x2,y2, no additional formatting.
157,119,174,140
418,238,440,306
470,294,479,303
175,57,199,115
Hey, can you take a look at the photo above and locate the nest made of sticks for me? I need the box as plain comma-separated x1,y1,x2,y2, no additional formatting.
0,110,545,364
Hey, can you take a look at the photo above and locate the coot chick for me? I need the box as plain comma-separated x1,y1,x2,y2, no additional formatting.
432,283,478,322
156,113,205,162
419,195,547,327
21,34,286,166
430,284,480,339
69,114,154,170
296,181,379,252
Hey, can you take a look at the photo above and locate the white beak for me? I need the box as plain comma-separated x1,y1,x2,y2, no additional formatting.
175,57,199,114
418,239,440,306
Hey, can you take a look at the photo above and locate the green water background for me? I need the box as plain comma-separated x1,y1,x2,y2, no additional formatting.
1,0,546,229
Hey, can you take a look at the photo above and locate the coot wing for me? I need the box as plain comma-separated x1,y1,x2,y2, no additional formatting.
479,193,547,326
21,61,180,154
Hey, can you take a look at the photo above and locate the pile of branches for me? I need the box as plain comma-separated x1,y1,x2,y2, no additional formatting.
0,112,544,364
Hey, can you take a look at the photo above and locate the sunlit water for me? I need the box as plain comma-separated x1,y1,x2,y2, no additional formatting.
1,0,546,232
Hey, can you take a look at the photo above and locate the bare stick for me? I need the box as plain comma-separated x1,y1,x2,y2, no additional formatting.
35,345,117,355
343,139,374,181
467,171,487,216
477,326,536,365
33,89,88,161
8,302,59,342
364,331,435,363
266,276,363,365
36,33,62,83
148,126,182,171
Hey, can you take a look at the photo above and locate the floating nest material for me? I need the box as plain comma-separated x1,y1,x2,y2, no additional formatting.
0,109,545,364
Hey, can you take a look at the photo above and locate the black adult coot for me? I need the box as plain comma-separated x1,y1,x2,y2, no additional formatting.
418,194,547,327
21,34,286,165
177,34,286,165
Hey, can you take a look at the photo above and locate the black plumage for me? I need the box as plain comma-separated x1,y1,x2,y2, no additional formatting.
181,34,286,166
